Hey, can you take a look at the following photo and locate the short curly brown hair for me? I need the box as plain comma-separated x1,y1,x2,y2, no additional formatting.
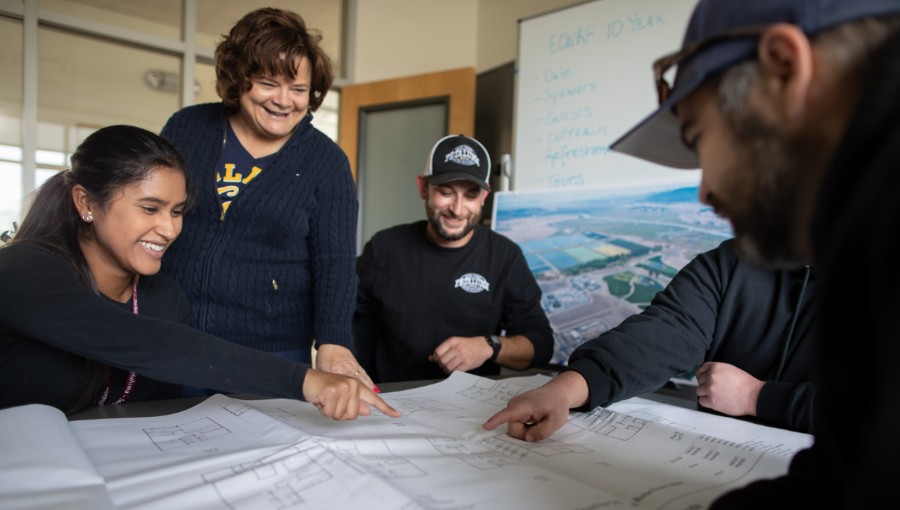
214,8,334,113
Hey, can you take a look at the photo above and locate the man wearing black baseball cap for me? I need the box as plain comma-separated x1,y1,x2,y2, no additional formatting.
607,0,900,508
353,135,553,384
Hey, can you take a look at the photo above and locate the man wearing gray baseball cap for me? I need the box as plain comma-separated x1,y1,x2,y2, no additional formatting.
609,0,900,508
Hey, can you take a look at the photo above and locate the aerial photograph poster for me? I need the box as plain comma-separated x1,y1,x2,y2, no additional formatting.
492,181,733,364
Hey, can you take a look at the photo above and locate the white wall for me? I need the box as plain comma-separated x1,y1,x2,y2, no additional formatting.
348,0,584,83
476,0,584,72
350,0,479,83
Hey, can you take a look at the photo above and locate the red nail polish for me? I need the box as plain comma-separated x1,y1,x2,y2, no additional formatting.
373,385,380,393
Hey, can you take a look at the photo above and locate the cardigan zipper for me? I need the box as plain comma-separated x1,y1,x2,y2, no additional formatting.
197,121,230,329
218,120,228,222
774,265,811,380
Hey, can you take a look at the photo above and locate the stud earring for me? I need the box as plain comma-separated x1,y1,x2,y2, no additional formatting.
82,211,93,223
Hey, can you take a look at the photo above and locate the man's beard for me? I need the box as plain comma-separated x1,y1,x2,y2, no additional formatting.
717,111,813,269
428,210,481,242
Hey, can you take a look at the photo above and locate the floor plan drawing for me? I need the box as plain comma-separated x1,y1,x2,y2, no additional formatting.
143,417,231,451
40,372,814,509
386,396,464,416
455,378,524,406
568,407,650,440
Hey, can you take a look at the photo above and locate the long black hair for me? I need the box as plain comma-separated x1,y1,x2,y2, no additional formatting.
10,125,190,414
14,125,190,286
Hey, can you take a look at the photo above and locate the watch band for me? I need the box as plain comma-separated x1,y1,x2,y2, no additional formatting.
485,334,501,362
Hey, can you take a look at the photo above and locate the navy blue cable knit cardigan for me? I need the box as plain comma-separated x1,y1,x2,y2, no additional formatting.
160,103,358,354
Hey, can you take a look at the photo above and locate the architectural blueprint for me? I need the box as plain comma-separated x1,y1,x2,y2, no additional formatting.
0,372,813,509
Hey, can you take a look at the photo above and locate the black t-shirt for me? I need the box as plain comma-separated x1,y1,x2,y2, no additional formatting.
354,222,553,383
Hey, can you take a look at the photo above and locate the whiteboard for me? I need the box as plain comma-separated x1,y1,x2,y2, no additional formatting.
513,0,698,191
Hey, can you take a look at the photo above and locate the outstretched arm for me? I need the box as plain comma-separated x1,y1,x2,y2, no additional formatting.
482,370,589,442
302,368,400,420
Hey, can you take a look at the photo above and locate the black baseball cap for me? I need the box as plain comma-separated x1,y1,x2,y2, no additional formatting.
425,134,492,191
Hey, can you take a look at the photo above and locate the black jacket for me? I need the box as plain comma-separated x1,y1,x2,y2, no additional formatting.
568,239,817,432
711,28,900,510
0,243,308,412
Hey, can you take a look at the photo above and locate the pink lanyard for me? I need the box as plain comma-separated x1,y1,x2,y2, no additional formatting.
97,279,139,406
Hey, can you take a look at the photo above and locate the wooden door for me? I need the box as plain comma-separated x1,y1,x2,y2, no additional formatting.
339,67,476,251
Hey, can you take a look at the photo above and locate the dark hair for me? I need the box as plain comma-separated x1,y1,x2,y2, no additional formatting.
215,7,334,114
10,125,188,414
14,124,189,284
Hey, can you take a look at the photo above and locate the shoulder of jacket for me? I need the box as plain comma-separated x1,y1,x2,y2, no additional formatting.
164,103,225,138
171,102,222,120
691,238,742,275
2,241,55,259
0,242,68,276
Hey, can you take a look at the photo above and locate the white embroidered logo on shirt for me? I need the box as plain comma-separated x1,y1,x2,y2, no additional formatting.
455,273,490,293
445,145,481,167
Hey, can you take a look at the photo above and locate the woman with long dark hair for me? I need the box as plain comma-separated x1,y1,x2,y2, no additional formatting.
0,125,397,420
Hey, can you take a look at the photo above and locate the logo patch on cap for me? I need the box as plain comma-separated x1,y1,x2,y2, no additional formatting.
445,145,481,167
427,134,492,191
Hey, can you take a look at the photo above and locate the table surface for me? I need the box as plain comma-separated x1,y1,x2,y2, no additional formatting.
68,372,698,421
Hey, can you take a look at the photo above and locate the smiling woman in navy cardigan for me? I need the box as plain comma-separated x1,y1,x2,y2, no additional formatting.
160,7,374,392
